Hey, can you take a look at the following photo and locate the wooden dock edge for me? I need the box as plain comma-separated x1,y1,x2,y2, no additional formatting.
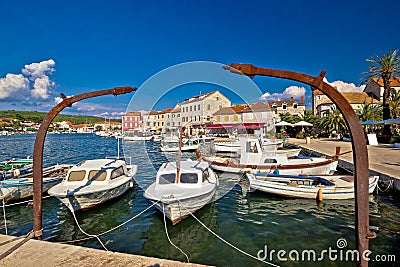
0,234,211,267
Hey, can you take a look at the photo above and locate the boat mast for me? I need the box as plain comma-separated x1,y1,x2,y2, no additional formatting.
176,126,184,183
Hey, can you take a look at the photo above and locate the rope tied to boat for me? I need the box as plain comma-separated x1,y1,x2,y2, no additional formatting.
58,197,162,244
0,229,41,260
377,179,394,193
173,197,279,267
162,201,190,263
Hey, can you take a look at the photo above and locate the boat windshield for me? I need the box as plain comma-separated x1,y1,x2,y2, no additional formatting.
159,173,176,184
88,170,107,181
180,173,198,184
67,170,86,181
111,166,125,180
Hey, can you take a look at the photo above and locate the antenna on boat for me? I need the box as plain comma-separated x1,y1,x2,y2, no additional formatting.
117,136,120,159
176,126,185,183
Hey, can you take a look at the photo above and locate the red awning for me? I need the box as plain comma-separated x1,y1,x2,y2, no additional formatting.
205,123,238,129
206,123,265,129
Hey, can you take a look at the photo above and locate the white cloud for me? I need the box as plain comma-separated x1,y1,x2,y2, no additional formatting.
0,59,57,101
323,78,365,93
0,73,30,100
22,59,55,80
260,86,306,101
31,76,55,99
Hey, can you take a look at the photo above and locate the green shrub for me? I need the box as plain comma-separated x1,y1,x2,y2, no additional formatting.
389,136,400,144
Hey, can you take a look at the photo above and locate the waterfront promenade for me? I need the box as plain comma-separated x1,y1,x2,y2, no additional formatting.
288,138,400,191
0,234,208,267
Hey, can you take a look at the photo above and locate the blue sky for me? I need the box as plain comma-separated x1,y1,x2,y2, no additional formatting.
0,0,399,118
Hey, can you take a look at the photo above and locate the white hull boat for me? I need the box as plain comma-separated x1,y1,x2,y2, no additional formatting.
245,173,379,200
204,137,338,175
144,160,218,225
49,159,137,211
0,164,71,203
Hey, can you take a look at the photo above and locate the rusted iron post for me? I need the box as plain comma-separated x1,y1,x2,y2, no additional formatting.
225,63,372,267
33,86,136,240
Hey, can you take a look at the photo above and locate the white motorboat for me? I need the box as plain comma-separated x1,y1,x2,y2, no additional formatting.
0,164,71,203
214,138,283,153
245,173,379,200
161,136,213,152
203,137,338,175
143,160,218,224
48,159,137,211
123,130,153,141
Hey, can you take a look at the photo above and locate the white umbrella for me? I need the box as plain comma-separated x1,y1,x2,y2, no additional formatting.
275,121,293,126
293,120,313,127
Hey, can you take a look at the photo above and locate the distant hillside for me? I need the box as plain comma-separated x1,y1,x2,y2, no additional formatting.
0,110,121,124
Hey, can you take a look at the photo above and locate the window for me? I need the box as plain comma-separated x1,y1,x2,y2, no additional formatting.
282,104,287,110
202,168,209,182
190,106,192,112
216,116,221,122
264,159,278,164
293,104,298,109
207,104,211,110
111,166,125,179
198,104,200,110
224,115,229,122
247,113,253,120
216,96,219,101
180,173,198,184
317,96,321,100
67,171,86,181
88,170,107,181
159,173,176,184
194,105,196,111
246,141,258,153
233,114,239,121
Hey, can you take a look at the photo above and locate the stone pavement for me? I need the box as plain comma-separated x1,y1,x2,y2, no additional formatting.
0,234,210,267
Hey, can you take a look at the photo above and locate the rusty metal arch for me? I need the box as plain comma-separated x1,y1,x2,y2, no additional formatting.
32,86,136,240
225,63,372,267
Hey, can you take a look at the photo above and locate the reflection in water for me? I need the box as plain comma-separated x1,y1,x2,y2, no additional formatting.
0,134,399,266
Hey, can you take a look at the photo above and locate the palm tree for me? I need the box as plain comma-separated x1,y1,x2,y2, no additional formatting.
320,108,348,137
356,102,382,122
390,89,400,118
362,50,400,135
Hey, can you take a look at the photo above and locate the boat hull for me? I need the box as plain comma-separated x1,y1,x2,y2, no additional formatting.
149,187,216,225
54,180,132,212
0,176,62,202
246,174,379,200
205,156,338,175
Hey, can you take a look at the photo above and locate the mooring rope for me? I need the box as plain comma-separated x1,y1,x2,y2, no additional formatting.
377,179,394,193
162,202,190,263
57,198,161,244
174,197,279,267
67,197,108,251
2,200,7,235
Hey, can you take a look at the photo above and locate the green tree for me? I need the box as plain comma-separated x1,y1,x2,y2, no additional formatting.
320,108,348,136
356,102,382,122
362,50,400,135
279,112,295,123
390,89,400,118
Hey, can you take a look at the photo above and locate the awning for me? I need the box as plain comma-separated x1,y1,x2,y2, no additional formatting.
206,123,238,129
206,123,265,129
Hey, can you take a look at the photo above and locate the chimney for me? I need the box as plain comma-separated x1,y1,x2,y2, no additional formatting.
300,96,305,103
290,96,294,101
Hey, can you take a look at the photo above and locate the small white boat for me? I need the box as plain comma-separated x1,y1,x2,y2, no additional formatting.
161,136,213,152
245,173,379,200
123,130,153,141
203,137,338,175
214,138,282,153
144,160,218,225
48,159,137,211
0,164,71,203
